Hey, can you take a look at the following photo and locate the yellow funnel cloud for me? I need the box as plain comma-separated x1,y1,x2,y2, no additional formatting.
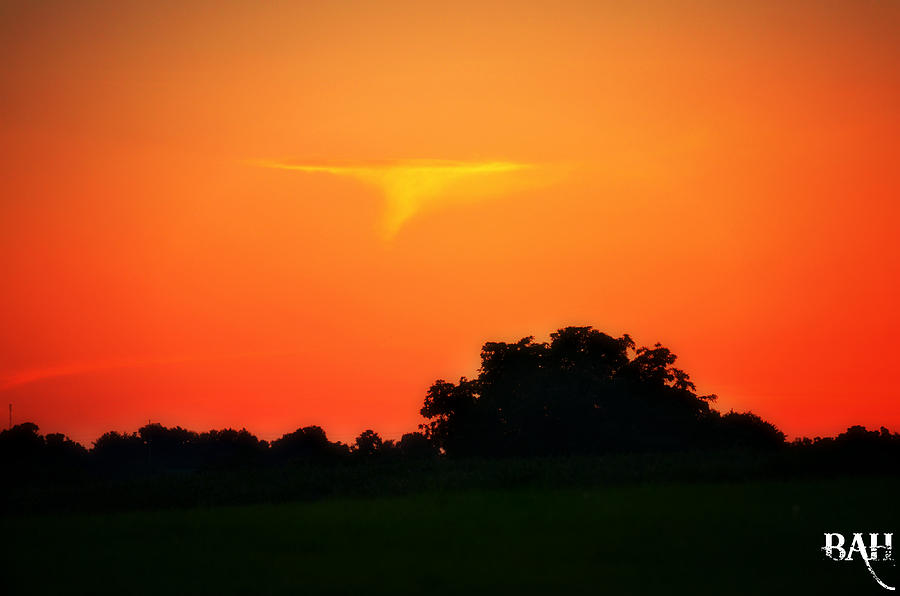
257,159,540,237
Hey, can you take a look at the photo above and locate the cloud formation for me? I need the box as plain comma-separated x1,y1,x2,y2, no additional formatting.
257,159,539,237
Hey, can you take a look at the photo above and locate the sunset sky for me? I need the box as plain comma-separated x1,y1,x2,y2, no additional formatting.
2,0,898,445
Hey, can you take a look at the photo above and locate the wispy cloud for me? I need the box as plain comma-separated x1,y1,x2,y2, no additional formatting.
255,159,544,237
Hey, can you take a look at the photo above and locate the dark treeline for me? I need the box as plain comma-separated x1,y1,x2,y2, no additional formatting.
2,327,898,511
3,418,898,479
0,421,438,473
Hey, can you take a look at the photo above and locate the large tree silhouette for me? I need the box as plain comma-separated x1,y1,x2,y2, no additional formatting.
420,326,780,456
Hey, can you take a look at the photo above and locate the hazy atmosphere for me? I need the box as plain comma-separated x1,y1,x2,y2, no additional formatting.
2,0,898,444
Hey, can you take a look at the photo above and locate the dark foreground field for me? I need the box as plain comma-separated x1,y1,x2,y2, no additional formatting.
2,477,897,595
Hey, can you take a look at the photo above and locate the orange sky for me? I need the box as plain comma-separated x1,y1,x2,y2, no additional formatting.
2,0,898,445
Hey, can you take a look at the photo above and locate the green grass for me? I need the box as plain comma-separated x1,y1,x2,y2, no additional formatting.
2,478,898,595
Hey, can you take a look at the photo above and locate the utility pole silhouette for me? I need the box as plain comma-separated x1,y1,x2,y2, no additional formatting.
8,403,10,429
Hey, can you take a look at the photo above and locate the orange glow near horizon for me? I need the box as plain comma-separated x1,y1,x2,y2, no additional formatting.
1,1,898,445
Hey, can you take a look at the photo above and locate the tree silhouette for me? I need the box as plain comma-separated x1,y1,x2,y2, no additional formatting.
271,425,348,461
713,411,785,448
352,429,384,457
0,423,86,472
398,432,438,458
420,326,776,456
196,428,268,466
9,324,900,501
138,423,198,467
92,431,145,467
0,422,45,460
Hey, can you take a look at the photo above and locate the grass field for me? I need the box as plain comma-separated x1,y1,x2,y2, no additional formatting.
2,477,898,595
